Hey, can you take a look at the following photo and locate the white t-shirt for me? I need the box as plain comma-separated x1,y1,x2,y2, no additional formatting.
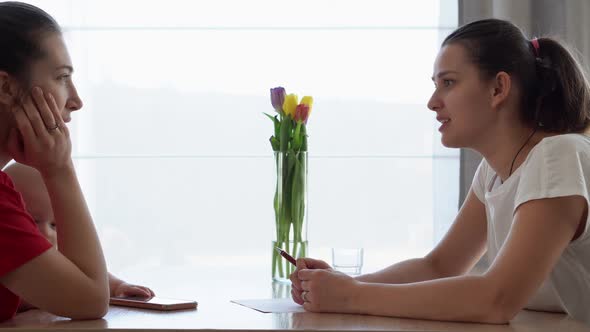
472,133,590,323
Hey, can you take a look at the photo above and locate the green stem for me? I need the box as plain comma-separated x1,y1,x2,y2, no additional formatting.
300,241,307,258
271,242,278,278
277,247,284,278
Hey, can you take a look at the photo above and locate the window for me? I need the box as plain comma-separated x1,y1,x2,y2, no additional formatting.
30,0,458,278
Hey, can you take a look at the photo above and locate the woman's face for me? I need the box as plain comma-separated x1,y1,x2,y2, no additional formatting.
26,33,83,123
427,43,496,148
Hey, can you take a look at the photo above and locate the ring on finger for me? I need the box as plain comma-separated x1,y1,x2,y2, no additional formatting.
46,124,59,131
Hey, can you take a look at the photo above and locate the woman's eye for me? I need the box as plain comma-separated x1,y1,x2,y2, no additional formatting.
57,74,71,82
443,79,454,87
50,223,57,230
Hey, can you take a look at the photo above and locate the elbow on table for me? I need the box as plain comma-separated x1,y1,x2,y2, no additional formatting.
69,301,109,320
478,307,517,325
60,288,110,320
479,289,523,324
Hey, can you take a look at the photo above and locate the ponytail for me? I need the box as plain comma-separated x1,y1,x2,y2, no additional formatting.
530,37,590,132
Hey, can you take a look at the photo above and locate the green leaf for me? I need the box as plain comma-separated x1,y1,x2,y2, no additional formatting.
292,152,307,242
270,136,279,151
293,122,302,151
264,113,281,139
301,125,308,151
291,158,301,231
263,112,276,122
279,117,292,152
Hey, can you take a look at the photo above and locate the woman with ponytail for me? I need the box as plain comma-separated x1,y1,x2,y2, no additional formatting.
290,19,590,325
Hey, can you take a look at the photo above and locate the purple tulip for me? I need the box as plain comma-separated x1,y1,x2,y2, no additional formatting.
270,87,286,113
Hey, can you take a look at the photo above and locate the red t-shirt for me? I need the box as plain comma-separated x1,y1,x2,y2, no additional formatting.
0,170,52,322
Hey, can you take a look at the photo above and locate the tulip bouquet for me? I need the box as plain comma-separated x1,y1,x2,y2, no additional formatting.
265,87,313,280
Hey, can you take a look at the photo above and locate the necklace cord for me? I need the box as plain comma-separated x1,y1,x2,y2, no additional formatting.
508,128,538,177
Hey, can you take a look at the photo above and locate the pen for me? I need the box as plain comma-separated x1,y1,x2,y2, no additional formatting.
274,247,297,266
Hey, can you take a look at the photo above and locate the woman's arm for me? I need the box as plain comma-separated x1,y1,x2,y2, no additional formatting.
1,167,109,319
300,195,584,323
293,189,487,306
356,189,488,284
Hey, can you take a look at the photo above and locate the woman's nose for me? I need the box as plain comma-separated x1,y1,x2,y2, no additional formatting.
66,85,83,111
427,91,441,112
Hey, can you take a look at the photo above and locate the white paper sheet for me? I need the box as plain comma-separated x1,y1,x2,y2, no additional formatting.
231,298,306,313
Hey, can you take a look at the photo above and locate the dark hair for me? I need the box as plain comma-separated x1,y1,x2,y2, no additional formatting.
0,1,61,86
443,18,590,133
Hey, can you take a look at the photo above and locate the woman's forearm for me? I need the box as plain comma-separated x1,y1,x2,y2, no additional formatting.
43,165,108,295
355,257,444,284
354,274,508,324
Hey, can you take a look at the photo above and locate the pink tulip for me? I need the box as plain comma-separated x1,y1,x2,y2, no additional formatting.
294,104,310,124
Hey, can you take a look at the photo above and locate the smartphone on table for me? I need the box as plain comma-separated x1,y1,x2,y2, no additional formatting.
110,296,197,311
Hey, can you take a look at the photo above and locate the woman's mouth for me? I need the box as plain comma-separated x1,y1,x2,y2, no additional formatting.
437,118,450,131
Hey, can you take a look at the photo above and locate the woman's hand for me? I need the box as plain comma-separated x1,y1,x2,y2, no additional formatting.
6,86,72,177
298,268,361,314
112,282,155,299
289,257,332,305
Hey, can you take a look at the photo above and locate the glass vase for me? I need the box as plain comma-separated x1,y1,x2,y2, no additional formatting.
272,151,308,282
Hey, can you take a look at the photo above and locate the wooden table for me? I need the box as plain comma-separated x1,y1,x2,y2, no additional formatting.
1,265,588,331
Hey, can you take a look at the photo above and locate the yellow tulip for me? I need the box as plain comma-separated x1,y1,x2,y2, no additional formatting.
300,96,313,117
283,94,299,117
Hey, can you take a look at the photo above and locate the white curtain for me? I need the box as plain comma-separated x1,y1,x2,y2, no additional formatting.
23,1,458,284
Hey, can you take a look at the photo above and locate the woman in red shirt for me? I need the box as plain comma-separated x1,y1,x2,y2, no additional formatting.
0,1,109,321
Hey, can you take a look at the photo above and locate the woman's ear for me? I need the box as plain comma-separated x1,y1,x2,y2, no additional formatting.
0,71,18,106
490,71,512,110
